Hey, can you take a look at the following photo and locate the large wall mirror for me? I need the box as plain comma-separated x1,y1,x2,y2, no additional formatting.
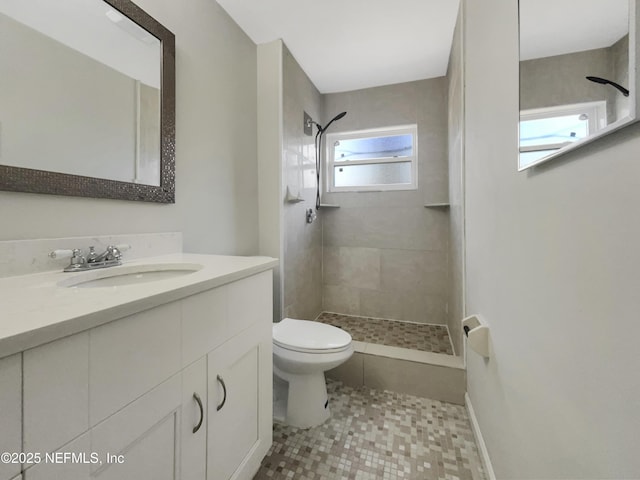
0,0,175,202
519,0,639,170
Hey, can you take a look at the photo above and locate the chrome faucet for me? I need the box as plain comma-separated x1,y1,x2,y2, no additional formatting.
49,244,130,272
89,245,123,264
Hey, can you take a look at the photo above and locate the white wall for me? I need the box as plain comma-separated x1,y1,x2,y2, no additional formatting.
257,39,284,321
0,0,259,257
447,5,465,355
464,0,640,477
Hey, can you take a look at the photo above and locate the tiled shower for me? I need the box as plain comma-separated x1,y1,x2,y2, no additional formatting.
281,40,465,360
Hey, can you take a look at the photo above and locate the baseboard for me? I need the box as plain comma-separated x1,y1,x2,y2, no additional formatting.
465,393,496,480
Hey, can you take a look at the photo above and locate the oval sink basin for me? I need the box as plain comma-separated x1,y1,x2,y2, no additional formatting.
58,263,203,288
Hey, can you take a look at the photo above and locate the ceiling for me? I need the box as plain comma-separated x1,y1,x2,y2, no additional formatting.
519,0,628,61
217,0,629,93
216,0,461,93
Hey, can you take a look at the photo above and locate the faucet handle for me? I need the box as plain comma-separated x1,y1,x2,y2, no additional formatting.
87,246,98,262
69,248,86,266
111,244,131,261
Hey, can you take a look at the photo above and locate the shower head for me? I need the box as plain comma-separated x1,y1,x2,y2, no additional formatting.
586,76,630,97
317,111,347,133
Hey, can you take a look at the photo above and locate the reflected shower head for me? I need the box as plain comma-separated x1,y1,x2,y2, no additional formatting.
586,76,630,97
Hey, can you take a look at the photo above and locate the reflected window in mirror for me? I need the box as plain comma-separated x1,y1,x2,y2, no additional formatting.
519,102,605,168
518,0,638,170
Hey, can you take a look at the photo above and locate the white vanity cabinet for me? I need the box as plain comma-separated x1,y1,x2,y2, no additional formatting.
207,322,272,480
181,358,208,480
4,265,273,480
0,354,21,480
23,332,90,459
90,375,182,480
183,270,273,480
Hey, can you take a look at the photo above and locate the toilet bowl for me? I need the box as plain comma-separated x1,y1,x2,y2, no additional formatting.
272,318,354,428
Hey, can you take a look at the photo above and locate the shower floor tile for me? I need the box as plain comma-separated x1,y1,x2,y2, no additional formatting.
254,379,486,480
316,312,454,355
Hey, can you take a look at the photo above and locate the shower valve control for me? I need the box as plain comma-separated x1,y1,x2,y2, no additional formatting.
306,208,317,224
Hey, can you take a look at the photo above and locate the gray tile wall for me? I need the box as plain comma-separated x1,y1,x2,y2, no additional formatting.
321,79,449,324
520,45,623,124
612,35,630,120
281,46,324,320
447,7,465,355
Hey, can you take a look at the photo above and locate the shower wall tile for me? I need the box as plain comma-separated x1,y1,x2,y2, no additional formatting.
380,249,448,296
281,44,324,320
363,354,465,404
407,293,448,324
322,244,449,323
323,206,449,251
326,353,364,387
324,246,380,290
359,289,447,324
323,285,360,316
322,78,450,324
322,246,341,286
520,46,620,123
358,290,405,321
612,35,630,120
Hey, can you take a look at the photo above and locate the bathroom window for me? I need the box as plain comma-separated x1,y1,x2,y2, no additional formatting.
519,102,606,168
325,125,418,192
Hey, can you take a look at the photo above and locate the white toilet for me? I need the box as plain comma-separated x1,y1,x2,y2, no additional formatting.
272,318,354,428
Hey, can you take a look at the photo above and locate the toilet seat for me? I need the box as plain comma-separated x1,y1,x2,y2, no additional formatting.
273,318,352,354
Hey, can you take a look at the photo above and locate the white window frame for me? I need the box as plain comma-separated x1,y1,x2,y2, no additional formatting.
325,124,418,193
519,101,607,156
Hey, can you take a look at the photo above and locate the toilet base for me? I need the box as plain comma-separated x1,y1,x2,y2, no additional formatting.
274,365,330,428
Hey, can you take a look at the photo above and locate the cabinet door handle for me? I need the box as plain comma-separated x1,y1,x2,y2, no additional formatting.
216,375,227,411
192,392,204,434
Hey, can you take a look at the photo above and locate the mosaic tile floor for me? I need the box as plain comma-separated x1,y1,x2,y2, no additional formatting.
254,380,485,480
316,312,454,355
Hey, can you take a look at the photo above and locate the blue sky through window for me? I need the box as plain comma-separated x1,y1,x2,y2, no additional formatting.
520,114,589,147
334,134,413,161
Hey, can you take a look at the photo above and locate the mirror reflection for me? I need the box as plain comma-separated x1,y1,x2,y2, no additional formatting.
519,0,630,169
0,0,161,185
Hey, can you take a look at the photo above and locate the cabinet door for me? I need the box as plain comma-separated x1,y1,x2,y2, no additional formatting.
90,374,182,480
181,358,207,480
23,332,89,458
207,324,272,480
23,433,91,480
0,354,21,480
89,302,181,426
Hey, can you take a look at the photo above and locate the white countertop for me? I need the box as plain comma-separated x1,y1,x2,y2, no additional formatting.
0,253,278,358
